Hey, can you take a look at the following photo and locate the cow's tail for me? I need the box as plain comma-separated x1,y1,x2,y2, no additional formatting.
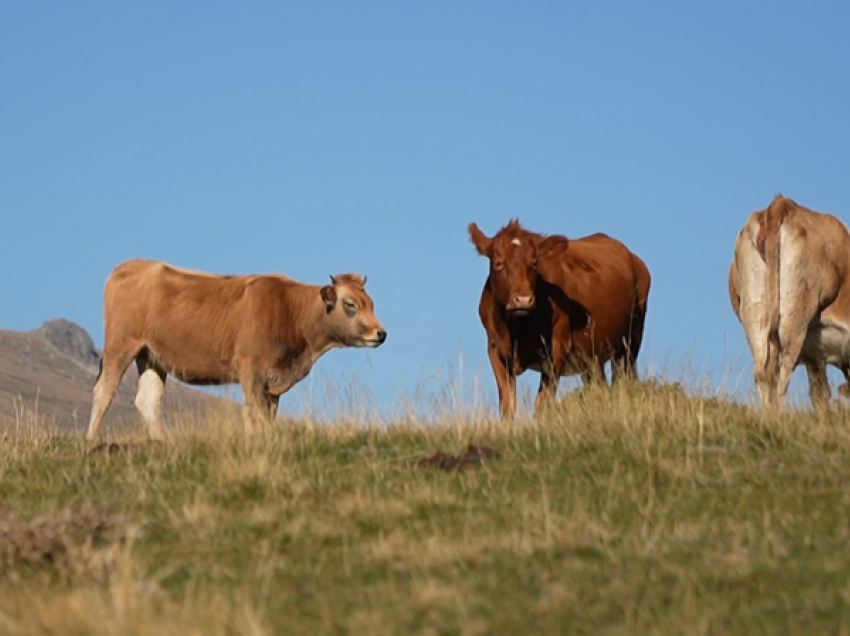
762,194,791,387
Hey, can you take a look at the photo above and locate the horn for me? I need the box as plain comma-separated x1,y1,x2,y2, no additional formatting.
362,275,367,285
329,275,337,285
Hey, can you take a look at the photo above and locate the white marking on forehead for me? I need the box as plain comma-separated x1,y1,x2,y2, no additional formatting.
511,238,522,246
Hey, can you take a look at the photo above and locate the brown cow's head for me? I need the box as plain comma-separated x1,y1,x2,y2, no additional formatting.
320,273,387,347
468,219,539,316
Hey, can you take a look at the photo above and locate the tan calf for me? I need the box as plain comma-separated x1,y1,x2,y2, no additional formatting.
86,259,387,440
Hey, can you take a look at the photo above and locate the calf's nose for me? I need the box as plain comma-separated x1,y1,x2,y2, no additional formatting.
377,329,387,343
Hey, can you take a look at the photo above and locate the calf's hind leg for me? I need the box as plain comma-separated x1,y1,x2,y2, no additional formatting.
135,350,169,441
86,348,137,440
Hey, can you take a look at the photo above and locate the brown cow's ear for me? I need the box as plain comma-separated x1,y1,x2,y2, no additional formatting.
537,235,566,256
468,223,491,256
321,285,337,311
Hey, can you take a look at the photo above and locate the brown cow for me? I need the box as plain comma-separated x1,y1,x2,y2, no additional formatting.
729,194,850,408
86,259,387,440
469,219,651,418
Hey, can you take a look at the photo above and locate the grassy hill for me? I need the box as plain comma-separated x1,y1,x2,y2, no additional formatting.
0,318,225,433
2,381,850,635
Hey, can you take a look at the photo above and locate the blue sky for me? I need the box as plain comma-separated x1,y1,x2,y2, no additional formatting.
2,2,850,416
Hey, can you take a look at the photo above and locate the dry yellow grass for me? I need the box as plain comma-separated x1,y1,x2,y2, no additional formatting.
2,378,850,634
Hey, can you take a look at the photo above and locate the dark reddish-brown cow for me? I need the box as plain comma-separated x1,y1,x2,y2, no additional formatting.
86,259,387,440
469,220,651,418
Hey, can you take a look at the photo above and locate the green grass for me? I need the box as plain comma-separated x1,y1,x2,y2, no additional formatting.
3,381,850,635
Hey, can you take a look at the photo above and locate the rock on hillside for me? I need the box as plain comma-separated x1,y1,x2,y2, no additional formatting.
37,318,101,368
0,319,225,433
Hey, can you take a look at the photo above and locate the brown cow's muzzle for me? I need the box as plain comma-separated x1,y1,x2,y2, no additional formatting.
506,295,535,316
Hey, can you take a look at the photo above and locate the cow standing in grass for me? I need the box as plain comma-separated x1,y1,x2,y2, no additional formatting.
729,194,850,408
469,219,651,419
86,259,387,440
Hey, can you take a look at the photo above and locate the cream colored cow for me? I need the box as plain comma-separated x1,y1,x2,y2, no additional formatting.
729,194,850,408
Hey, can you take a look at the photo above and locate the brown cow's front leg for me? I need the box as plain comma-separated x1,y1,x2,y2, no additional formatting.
488,341,516,420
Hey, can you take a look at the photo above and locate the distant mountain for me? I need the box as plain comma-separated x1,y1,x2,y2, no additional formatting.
0,318,226,433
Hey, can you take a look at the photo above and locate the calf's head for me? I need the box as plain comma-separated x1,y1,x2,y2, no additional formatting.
469,220,539,316
320,273,387,347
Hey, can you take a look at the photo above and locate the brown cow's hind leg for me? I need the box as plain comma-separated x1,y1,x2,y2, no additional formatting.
611,315,643,384
610,353,635,385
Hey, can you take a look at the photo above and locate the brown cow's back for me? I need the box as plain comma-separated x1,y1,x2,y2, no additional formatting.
537,233,648,373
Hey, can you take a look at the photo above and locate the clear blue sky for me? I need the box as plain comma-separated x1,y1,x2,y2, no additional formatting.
3,2,850,416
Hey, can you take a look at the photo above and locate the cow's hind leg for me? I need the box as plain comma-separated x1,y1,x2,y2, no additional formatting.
86,349,136,440
610,350,636,385
805,361,830,410
135,349,169,441
613,306,646,384
775,265,821,406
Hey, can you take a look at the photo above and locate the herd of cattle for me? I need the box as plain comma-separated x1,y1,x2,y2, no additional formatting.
82,193,850,440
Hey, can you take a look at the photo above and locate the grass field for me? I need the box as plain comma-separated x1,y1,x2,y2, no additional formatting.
3,380,850,635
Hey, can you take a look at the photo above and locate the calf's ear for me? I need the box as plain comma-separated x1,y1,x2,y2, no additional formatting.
321,285,337,312
468,223,492,256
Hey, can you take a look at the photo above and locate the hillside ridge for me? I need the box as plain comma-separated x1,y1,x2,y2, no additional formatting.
0,318,223,432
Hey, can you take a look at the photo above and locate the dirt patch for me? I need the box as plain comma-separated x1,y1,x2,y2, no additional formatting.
412,444,500,471
88,440,165,455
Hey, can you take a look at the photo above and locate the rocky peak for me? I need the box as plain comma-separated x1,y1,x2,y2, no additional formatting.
36,319,101,368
